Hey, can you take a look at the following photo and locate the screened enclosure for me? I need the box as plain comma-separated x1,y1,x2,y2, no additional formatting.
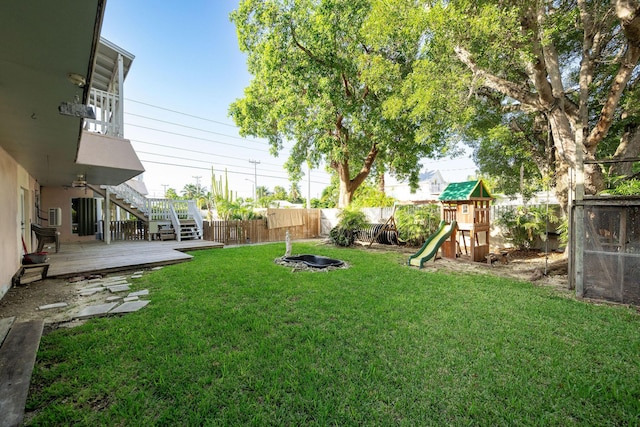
581,200,640,304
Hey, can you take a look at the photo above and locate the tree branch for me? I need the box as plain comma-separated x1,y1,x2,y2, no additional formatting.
587,44,640,149
454,46,542,112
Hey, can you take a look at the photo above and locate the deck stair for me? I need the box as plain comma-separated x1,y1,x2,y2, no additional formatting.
179,219,202,240
89,182,203,242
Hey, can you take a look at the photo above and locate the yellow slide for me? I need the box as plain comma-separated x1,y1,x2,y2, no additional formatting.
408,220,457,268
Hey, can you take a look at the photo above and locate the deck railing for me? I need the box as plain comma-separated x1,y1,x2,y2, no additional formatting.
108,220,148,241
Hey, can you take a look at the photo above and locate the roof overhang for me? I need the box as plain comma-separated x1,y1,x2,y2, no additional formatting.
0,1,115,187
92,37,135,93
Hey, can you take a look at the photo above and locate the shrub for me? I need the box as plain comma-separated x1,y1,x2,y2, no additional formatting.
330,208,368,247
395,205,441,246
495,205,558,250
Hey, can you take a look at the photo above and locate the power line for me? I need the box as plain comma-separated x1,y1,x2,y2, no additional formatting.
138,159,331,185
125,112,268,146
135,150,291,176
129,139,287,168
126,98,239,129
125,123,272,153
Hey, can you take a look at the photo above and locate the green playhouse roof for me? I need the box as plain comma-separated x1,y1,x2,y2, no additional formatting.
438,180,492,201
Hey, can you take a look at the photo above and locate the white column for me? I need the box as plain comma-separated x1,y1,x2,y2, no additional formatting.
105,187,111,245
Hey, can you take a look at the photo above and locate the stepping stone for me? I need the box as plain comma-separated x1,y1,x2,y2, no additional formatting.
130,275,143,279
151,267,163,271
74,303,119,320
109,300,149,314
123,296,139,302
133,271,144,275
106,296,123,302
0,317,16,347
78,286,104,293
87,278,103,284
100,279,128,286
128,289,149,297
104,276,127,282
38,302,68,311
106,284,131,293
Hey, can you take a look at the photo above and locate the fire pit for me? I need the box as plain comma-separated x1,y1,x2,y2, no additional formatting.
282,254,344,268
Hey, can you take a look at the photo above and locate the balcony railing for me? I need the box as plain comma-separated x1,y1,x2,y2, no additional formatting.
83,88,123,137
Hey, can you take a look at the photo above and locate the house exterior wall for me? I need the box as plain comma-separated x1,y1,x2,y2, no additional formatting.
41,187,99,243
0,145,39,298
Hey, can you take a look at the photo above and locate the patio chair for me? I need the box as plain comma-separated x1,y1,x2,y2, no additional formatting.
31,223,60,253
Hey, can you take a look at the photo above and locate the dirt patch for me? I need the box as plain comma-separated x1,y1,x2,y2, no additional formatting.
0,271,146,328
359,241,570,292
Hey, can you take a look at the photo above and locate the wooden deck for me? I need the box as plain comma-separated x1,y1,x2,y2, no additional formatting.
45,240,224,278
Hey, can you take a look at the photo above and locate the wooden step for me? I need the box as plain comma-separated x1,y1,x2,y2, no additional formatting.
0,319,44,427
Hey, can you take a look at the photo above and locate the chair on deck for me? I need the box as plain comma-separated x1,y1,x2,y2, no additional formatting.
31,223,60,253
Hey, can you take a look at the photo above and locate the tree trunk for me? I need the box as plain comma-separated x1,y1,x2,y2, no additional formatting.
338,180,354,208
333,142,380,208
610,124,640,178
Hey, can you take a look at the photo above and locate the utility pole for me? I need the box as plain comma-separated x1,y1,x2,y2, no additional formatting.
249,159,260,200
306,161,311,209
192,176,202,195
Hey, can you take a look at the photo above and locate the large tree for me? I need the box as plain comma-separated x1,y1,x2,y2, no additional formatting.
396,0,640,213
229,0,443,207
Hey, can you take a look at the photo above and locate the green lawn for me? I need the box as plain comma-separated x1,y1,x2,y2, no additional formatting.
26,243,640,426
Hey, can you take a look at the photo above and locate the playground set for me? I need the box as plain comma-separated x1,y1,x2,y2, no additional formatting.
408,180,493,267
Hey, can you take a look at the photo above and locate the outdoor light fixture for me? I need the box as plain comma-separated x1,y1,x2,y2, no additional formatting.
67,72,86,87
72,174,87,188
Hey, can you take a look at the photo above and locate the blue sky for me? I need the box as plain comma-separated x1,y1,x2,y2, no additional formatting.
101,1,475,199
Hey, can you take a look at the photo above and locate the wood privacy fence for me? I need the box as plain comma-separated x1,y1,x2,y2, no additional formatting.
202,209,321,245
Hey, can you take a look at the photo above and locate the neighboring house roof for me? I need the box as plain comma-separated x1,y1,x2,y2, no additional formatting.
385,170,448,201
439,180,493,201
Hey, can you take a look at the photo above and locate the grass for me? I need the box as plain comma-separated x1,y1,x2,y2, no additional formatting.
26,243,640,426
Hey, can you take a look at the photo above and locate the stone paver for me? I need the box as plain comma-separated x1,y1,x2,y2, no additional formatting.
78,286,104,293
37,302,68,311
75,303,119,320
128,289,149,297
106,284,131,293
106,296,123,302
109,300,150,314
123,296,139,302
78,289,100,297
130,275,143,279
100,279,129,286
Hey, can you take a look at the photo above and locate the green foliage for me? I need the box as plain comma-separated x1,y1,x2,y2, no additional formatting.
350,182,396,208
210,168,260,220
164,188,180,200
330,207,369,247
230,0,443,206
395,204,441,246
602,179,640,196
495,205,558,250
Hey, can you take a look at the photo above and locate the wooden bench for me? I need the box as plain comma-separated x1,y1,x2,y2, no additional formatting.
31,223,60,253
